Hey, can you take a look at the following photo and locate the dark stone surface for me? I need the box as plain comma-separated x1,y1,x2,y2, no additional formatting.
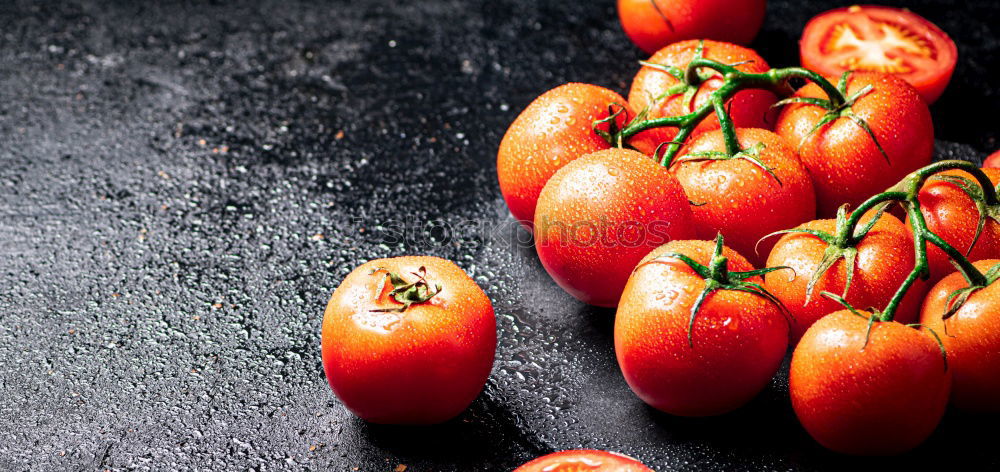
0,0,996,470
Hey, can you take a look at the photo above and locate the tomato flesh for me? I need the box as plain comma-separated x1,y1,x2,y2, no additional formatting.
800,5,957,103
514,450,653,472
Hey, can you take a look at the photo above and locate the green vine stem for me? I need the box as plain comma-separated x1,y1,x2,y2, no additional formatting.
829,160,999,321
611,58,850,167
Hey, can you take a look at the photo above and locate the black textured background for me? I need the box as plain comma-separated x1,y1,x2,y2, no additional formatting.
1,1,997,470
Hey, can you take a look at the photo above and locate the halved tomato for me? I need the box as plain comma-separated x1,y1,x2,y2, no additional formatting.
799,5,957,103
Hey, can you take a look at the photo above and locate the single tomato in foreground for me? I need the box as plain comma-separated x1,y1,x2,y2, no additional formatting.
628,40,776,156
764,210,925,344
776,71,933,216
791,309,951,455
673,128,816,266
615,238,788,416
617,0,766,54
534,148,696,307
498,83,631,229
799,5,957,103
912,168,1000,283
920,259,1000,412
514,450,653,472
321,256,496,424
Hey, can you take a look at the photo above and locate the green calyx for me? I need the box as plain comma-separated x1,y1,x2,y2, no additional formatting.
646,233,790,347
369,266,441,313
928,173,1000,256
639,40,716,114
673,142,782,186
943,261,1000,321
592,102,630,148
760,203,891,305
772,71,888,163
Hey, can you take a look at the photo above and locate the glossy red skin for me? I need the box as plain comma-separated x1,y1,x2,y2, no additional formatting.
912,168,1000,283
983,150,1000,169
616,240,788,416
920,259,1000,412
673,128,817,266
534,148,696,307
799,5,958,104
791,310,951,455
628,40,777,156
514,450,653,472
321,256,496,424
776,72,933,217
498,83,632,229
764,212,926,344
618,0,766,54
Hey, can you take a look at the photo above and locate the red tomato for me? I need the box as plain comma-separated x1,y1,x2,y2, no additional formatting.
616,240,788,416
764,211,926,344
628,40,777,156
673,128,816,266
800,5,958,103
498,83,632,229
791,310,951,455
776,71,933,217
920,259,1000,412
514,450,653,472
534,148,696,307
617,0,766,54
983,150,1000,169
321,256,496,424
913,168,1000,283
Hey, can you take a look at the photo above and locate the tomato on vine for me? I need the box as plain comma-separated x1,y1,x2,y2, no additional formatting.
534,148,696,307
799,5,957,103
672,128,816,266
498,83,631,229
920,259,1000,412
984,150,1000,169
764,208,925,343
628,40,776,156
514,450,653,472
775,71,933,216
321,257,496,424
791,307,950,455
615,236,789,416
617,0,766,54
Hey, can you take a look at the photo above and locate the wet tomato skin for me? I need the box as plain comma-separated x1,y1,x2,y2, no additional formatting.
912,168,1000,283
514,449,654,472
498,83,632,229
534,148,696,307
618,0,766,54
628,40,776,156
776,72,933,217
615,240,788,416
764,211,926,344
321,256,496,424
799,5,958,103
920,259,1000,412
673,128,816,266
791,310,951,455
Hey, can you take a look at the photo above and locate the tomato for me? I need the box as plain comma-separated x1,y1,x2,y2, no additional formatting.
776,71,933,217
498,83,632,229
920,259,1000,412
321,256,496,424
617,0,765,54
799,5,957,104
764,211,926,344
983,150,1000,169
628,40,777,156
673,128,816,266
615,239,788,416
912,168,1000,283
514,450,653,472
534,148,696,307
791,310,951,455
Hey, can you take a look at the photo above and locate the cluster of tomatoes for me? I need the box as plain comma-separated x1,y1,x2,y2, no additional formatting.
320,2,999,470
